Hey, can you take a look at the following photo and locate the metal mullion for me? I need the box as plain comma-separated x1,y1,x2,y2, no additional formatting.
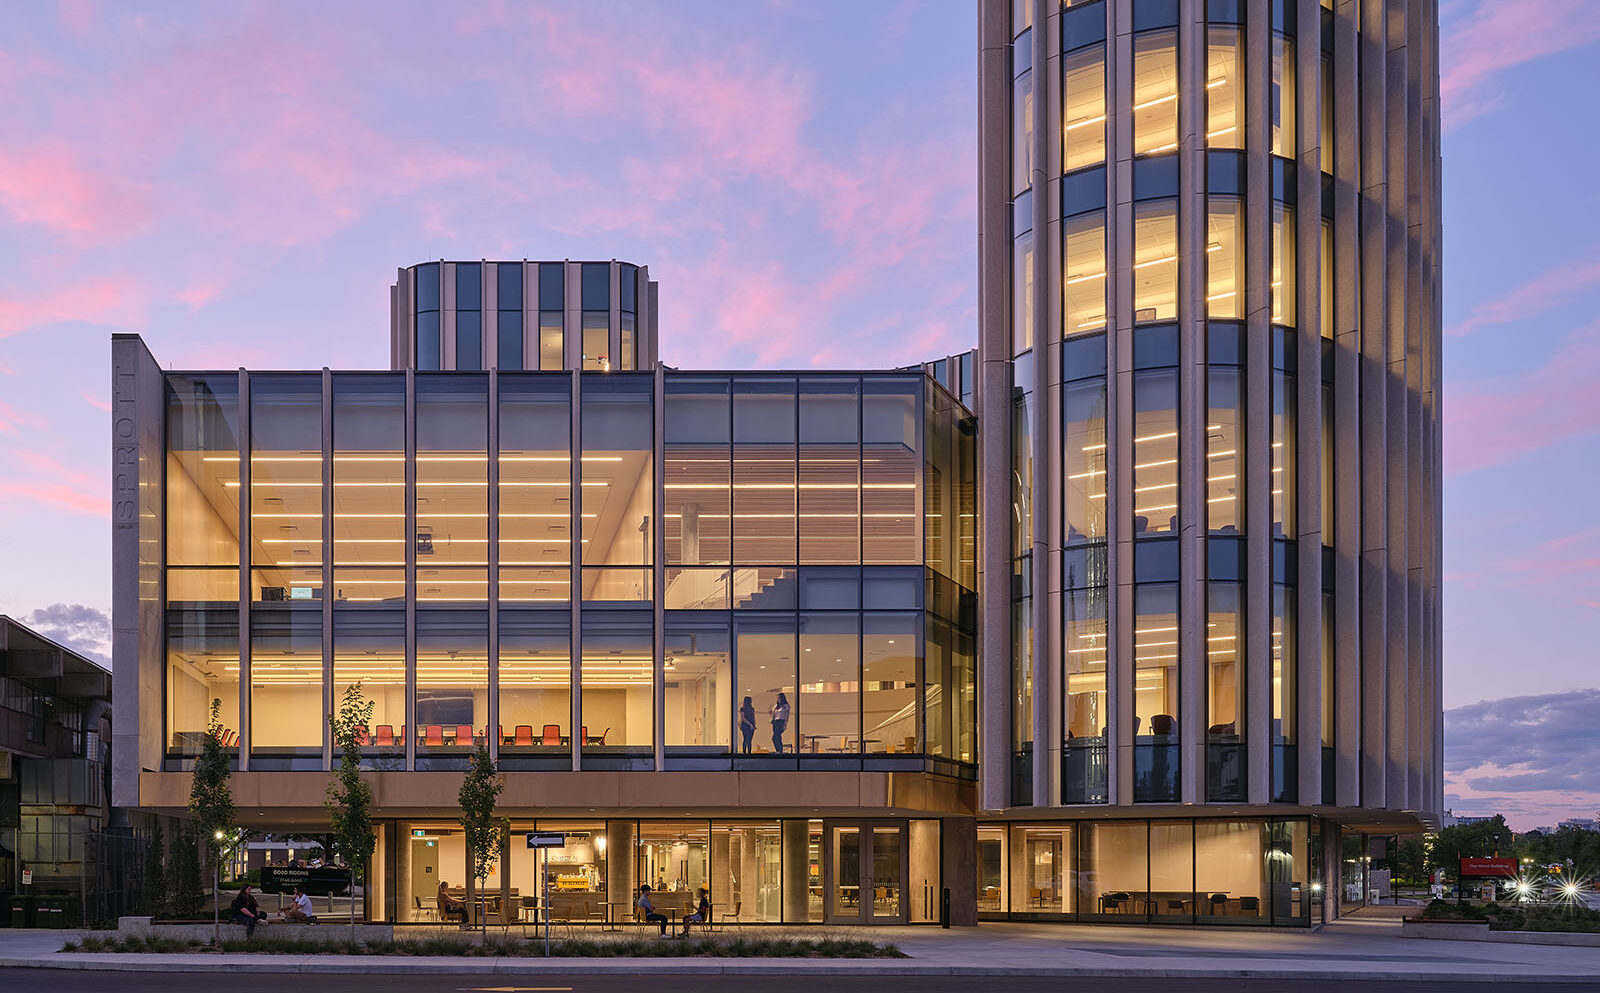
322,368,333,772
570,367,582,772
488,368,500,762
238,369,251,771
405,368,417,772
653,365,665,770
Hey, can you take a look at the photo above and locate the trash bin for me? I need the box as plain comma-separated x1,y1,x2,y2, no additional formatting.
36,896,61,929
0,892,11,927
10,894,33,929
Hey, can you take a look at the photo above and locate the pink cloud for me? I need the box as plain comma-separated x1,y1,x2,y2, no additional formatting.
176,283,223,309
76,386,111,413
0,451,107,517
1448,249,1600,336
0,145,150,239
1447,322,1600,475
1442,0,1600,127
0,276,141,336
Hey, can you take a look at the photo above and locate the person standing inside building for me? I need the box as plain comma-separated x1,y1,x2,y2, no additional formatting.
769,692,791,753
739,696,757,753
637,884,669,937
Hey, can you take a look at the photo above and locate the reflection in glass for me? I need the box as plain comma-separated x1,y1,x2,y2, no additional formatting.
1206,198,1242,319
1012,68,1033,195
1077,821,1145,915
1064,376,1107,544
1272,35,1296,158
1063,212,1106,334
1207,367,1242,534
1134,200,1178,321
1063,46,1106,171
1134,583,1179,802
1207,583,1245,801
1272,369,1296,536
1063,586,1107,804
1272,205,1296,326
539,311,563,371
1013,228,1034,353
1133,30,1178,155
1011,824,1072,913
1273,586,1297,802
1133,370,1178,535
1207,27,1242,147
1150,821,1196,919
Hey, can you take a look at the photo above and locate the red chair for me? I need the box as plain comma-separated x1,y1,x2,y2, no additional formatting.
454,724,475,746
424,725,445,747
374,725,395,747
583,726,609,746
514,725,536,746
354,727,369,746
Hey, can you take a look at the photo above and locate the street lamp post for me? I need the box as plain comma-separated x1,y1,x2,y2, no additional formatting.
214,830,225,943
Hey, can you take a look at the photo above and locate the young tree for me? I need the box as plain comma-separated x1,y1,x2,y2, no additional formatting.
189,699,236,940
141,818,168,918
325,682,377,939
169,822,205,918
457,742,506,930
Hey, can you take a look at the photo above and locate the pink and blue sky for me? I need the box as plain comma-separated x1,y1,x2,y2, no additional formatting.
0,0,1596,829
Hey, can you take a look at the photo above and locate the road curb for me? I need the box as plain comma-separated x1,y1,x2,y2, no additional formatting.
6,955,1600,982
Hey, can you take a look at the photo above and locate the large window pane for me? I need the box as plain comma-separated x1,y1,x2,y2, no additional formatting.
735,614,796,757
1207,198,1242,319
167,376,241,609
250,606,323,767
1133,369,1178,535
581,376,653,572
1207,27,1242,147
1150,820,1196,919
580,610,652,762
250,375,322,604
638,821,708,899
498,609,571,763
416,377,488,603
1272,204,1296,326
1196,821,1266,918
1207,367,1242,534
1133,30,1178,155
1207,583,1246,802
332,607,404,764
1272,35,1296,158
798,613,858,754
1012,68,1033,195
415,608,487,768
166,609,238,760
1134,583,1180,802
497,311,523,372
1077,821,1145,916
712,822,783,922
581,312,608,371
665,378,731,566
539,311,563,371
1272,370,1296,536
1013,229,1034,353
733,379,797,565
1010,824,1072,914
1064,376,1108,544
499,375,571,604
1064,212,1106,334
665,612,731,754
1273,587,1298,802
862,378,918,564
863,612,918,754
799,380,859,565
1134,200,1178,322
332,375,404,604
1320,220,1333,339
1062,586,1108,804
1063,46,1106,171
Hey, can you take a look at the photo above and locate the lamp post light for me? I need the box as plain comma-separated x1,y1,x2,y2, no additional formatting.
214,830,226,942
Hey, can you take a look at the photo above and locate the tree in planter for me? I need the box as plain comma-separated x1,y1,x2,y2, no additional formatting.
457,742,506,930
325,682,377,939
189,699,236,940
169,822,206,918
141,818,168,918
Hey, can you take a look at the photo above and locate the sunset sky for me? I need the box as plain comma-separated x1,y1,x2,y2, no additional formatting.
0,0,1596,829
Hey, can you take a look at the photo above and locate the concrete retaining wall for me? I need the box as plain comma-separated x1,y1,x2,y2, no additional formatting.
118,917,395,942
1401,918,1600,946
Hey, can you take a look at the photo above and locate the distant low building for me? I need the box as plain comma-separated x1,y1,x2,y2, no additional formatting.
1556,818,1600,833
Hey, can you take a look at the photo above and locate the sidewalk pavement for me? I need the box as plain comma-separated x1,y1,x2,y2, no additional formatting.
2,917,1598,982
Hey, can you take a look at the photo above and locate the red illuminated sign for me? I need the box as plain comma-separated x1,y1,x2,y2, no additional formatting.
1459,857,1517,877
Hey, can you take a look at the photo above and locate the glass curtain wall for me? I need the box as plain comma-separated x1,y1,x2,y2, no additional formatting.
619,263,638,371
1132,30,1178,155
1206,199,1242,319
498,610,570,768
416,262,440,371
800,380,861,565
1206,27,1242,147
581,375,653,601
538,262,564,371
862,378,919,564
332,608,403,766
1064,212,1107,334
1207,365,1242,533
581,263,609,371
732,378,797,567
498,375,572,604
415,376,489,604
1063,45,1105,172
1132,369,1178,535
1062,336,1108,802
248,376,323,768
1133,584,1179,802
580,610,652,768
665,612,731,761
456,263,482,371
1206,583,1245,800
497,262,523,371
165,375,241,762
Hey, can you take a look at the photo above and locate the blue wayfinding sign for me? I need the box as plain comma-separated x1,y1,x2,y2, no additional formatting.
526,832,566,849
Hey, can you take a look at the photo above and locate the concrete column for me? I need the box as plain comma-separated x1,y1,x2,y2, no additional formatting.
710,829,733,918
570,368,583,771
487,368,500,761
780,820,810,923
606,820,636,906
405,368,417,772
238,368,253,771
941,816,978,925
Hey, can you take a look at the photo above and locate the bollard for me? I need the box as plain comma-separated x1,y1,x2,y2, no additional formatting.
941,887,951,928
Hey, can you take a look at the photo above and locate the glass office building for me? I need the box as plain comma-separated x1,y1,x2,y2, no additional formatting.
973,0,1443,925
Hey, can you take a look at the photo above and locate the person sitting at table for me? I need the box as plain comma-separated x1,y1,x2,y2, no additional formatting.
637,884,669,937
283,886,316,923
437,879,466,922
680,887,711,937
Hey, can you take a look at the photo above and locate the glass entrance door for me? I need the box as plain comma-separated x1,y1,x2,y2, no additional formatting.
823,820,907,924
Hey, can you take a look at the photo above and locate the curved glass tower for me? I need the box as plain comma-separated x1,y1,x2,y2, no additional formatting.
977,0,1443,921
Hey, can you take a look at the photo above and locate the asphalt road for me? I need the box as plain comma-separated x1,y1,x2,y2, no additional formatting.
1,971,1594,993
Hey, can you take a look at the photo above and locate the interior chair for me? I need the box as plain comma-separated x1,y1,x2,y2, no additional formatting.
374,725,394,747
507,725,531,746
353,727,369,746
1239,896,1260,916
412,895,438,922
1208,893,1227,915
1150,714,1176,736
454,724,474,745
1166,898,1189,915
424,725,445,747
541,724,560,746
